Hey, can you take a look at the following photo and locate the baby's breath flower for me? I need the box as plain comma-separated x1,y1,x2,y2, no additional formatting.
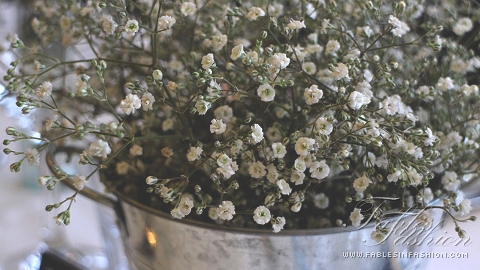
218,201,235,221
313,193,329,209
453,17,473,36
201,53,215,69
353,175,372,193
304,85,323,105
458,199,473,216
325,39,340,55
295,137,315,156
371,230,386,243
195,99,211,115
286,20,305,30
349,91,370,110
230,44,245,61
276,179,292,195
38,176,51,186
87,139,111,159
248,161,266,178
257,84,275,102
157,15,176,30
187,146,203,161
251,124,264,144
309,160,330,180
125,19,139,36
130,144,143,156
272,216,286,233
350,208,364,227
152,69,163,81
271,142,287,159
180,2,197,16
25,148,40,166
36,81,52,99
210,119,227,134
246,7,265,21
211,34,228,51
116,161,129,175
102,16,117,35
146,176,158,185
141,92,155,111
436,77,454,91
120,94,141,115
253,205,271,225
388,15,410,37
73,174,87,190
291,170,305,185
442,171,460,191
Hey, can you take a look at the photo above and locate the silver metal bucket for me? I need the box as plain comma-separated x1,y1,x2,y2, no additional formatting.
46,150,462,270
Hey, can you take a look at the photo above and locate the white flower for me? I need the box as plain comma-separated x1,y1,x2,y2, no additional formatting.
418,188,434,204
141,92,155,111
458,199,473,216
331,62,348,80
295,137,315,156
388,15,410,37
211,34,228,51
36,81,52,99
218,201,235,221
146,176,158,185
152,69,163,80
371,230,386,243
436,77,454,91
407,167,423,186
302,62,317,75
25,148,40,166
125,19,139,36
276,179,292,195
38,176,51,186
349,91,371,110
246,7,265,21
87,139,111,158
171,207,185,219
325,39,340,55
309,160,330,180
249,161,266,178
179,196,194,216
353,175,372,193
304,85,323,105
272,216,286,233
251,124,264,144
272,142,287,159
230,44,245,61
180,2,197,16
216,153,232,168
291,170,305,185
294,158,306,172
102,16,117,35
315,117,333,136
195,99,211,115
350,208,364,227
257,84,275,102
120,94,141,115
157,15,176,30
266,164,279,183
73,174,87,190
387,170,402,183
210,119,227,135
442,171,460,191
186,146,203,161
201,53,215,69
253,205,271,225
286,20,305,30
313,193,329,209
453,17,473,36
129,144,143,156
116,161,129,175
213,105,233,123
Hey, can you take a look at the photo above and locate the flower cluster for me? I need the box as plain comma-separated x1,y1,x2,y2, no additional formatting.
3,0,479,235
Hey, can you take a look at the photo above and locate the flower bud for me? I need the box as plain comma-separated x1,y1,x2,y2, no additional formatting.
146,176,158,185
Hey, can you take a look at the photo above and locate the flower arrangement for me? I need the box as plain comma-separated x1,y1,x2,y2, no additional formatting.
3,0,480,239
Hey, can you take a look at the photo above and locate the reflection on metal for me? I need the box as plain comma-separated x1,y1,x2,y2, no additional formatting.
145,227,156,248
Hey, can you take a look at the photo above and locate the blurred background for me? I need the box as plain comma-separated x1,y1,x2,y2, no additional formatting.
0,0,478,269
